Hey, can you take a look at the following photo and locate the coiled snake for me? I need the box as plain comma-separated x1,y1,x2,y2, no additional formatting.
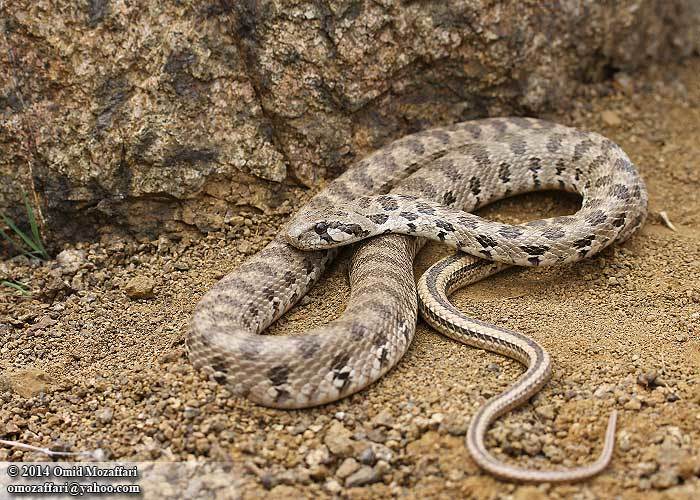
188,118,647,482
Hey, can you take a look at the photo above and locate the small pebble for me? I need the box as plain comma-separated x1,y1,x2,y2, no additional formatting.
650,470,679,489
336,458,360,479
305,446,330,467
237,241,252,254
601,110,622,126
345,465,382,488
441,415,469,436
637,370,659,388
96,407,114,424
358,447,376,465
624,397,642,410
636,461,659,477
56,249,87,275
324,479,342,493
371,410,394,428
4,422,21,435
324,421,354,456
123,276,156,299
534,405,555,420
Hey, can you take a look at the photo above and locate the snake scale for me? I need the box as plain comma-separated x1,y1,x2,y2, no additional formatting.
188,117,648,482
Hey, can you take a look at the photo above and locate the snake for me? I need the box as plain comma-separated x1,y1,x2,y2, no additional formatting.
188,117,648,482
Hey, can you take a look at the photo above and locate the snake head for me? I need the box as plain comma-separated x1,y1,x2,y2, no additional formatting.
285,207,376,250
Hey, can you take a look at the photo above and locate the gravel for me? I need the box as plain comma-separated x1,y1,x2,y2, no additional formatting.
0,60,698,497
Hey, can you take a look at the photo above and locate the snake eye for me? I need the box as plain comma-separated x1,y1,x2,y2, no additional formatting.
314,222,328,234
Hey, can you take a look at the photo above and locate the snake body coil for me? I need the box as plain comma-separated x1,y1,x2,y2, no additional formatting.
188,118,647,482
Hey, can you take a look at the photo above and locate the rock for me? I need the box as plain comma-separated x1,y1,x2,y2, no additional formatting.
96,407,114,424
406,431,441,456
173,261,189,271
366,428,386,443
237,241,252,255
613,72,635,94
522,437,543,456
358,447,376,466
6,368,51,397
430,413,445,425
371,410,394,428
37,272,70,300
650,470,680,489
601,110,622,127
159,349,184,363
25,316,58,333
336,458,360,479
636,461,659,477
678,457,700,479
3,422,21,435
324,479,342,494
542,444,564,464
0,375,12,394
3,2,698,240
441,414,469,436
658,436,688,464
594,383,614,398
79,292,97,303
624,397,642,410
486,363,501,373
308,422,323,433
268,485,302,498
56,249,86,275
123,276,156,299
513,486,549,500
260,473,277,490
344,465,381,488
290,423,307,436
305,446,330,467
666,392,680,402
637,370,659,388
617,431,633,452
534,405,555,420
324,421,354,457
183,407,200,419
366,443,393,463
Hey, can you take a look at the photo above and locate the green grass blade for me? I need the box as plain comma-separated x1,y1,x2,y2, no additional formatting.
23,193,48,259
1,213,43,257
1,280,30,295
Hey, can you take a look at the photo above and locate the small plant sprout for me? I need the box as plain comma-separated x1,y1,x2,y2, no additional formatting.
1,279,30,295
0,191,49,261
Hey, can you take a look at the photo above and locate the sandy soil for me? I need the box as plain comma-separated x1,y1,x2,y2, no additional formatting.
1,58,699,499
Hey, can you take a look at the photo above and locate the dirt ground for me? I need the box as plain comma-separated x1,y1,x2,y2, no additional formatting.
1,58,699,499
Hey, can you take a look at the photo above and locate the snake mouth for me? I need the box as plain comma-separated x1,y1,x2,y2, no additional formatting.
286,218,372,250
319,222,369,246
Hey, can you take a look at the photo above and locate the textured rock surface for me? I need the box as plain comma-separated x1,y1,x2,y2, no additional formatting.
1,0,699,246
